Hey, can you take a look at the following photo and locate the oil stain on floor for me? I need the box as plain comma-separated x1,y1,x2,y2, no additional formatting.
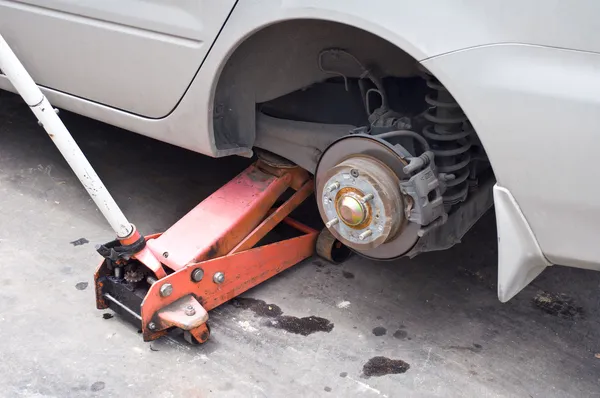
372,326,387,336
231,297,334,336
362,356,410,377
532,291,584,319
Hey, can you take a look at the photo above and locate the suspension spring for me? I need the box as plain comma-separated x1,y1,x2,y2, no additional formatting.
421,70,473,209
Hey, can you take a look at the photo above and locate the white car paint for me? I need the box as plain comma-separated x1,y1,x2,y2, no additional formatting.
0,0,236,117
422,44,600,275
494,185,552,302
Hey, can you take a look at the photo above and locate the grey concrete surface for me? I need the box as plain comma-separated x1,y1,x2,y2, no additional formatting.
1,91,599,398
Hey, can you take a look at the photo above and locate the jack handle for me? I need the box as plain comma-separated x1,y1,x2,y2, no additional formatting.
0,33,135,239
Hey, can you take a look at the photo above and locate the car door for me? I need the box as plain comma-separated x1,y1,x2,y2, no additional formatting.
0,0,236,117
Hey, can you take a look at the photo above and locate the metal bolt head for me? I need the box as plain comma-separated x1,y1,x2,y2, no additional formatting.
162,251,169,258
350,169,360,178
191,268,204,282
337,195,366,226
213,272,225,284
159,283,173,297
148,322,156,330
185,305,196,316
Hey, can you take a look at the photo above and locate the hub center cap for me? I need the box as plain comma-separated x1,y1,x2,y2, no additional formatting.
337,195,366,226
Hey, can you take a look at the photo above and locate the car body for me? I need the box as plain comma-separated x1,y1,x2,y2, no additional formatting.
2,0,600,301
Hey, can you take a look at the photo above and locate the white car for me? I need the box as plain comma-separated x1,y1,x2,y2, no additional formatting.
2,1,598,302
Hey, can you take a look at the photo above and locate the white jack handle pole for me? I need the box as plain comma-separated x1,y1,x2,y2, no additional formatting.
0,34,133,238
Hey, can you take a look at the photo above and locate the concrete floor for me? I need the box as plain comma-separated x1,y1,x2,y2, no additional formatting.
1,91,599,398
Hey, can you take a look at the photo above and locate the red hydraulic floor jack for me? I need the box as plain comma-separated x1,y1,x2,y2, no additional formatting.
94,160,343,343
0,34,347,344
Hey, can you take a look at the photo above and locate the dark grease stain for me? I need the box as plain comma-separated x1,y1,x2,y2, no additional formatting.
205,244,219,260
314,260,325,268
363,356,410,377
342,271,355,279
90,381,105,392
231,298,283,317
324,387,332,392
324,270,331,275
267,315,333,336
533,291,584,319
393,329,408,339
70,238,89,246
231,297,333,336
75,282,88,290
339,372,347,378
102,313,113,320
446,343,483,353
376,315,383,320
372,326,387,336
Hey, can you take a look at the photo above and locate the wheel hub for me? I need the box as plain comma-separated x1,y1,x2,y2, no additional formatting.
320,155,404,251
315,134,422,260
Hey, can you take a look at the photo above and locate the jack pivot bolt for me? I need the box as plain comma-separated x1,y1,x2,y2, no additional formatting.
358,230,373,240
191,268,204,282
159,283,173,297
213,272,225,284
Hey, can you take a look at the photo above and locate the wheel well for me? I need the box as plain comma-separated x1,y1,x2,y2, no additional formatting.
212,19,420,151
212,18,496,257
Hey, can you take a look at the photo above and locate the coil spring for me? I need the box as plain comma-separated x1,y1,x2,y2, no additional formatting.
421,71,473,209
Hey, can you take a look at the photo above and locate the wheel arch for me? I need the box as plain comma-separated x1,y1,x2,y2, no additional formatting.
209,17,425,154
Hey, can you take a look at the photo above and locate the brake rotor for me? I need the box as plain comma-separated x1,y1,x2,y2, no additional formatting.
315,134,420,260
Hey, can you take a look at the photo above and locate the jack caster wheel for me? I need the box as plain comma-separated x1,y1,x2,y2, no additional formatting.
183,324,211,345
316,228,352,264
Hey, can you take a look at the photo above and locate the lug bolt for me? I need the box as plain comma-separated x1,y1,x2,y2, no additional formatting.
213,272,225,284
191,268,204,282
358,230,373,240
325,218,340,228
361,193,374,202
185,305,196,316
148,322,156,330
327,182,340,192
159,283,173,297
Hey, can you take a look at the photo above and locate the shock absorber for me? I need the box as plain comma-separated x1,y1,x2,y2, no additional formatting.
421,69,473,210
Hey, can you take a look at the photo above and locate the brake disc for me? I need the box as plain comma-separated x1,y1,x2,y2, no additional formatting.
315,134,420,260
